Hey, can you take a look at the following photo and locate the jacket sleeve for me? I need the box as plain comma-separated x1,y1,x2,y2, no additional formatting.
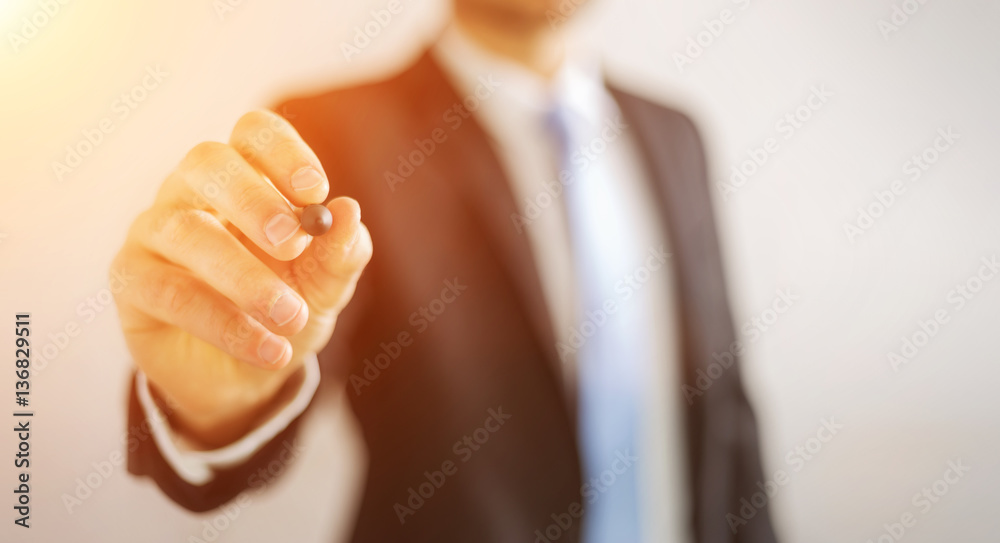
121,94,368,513
124,355,320,513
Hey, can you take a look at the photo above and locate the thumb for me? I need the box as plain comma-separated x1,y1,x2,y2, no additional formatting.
291,197,372,316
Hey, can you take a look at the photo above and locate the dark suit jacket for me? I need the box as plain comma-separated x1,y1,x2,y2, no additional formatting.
126,51,778,543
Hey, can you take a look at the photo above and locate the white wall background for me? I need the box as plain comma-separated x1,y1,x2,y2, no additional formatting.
1,0,998,541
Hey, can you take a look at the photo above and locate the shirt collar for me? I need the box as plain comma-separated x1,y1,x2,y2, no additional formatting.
431,23,611,139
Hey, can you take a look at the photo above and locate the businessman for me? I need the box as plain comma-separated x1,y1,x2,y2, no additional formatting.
112,0,778,541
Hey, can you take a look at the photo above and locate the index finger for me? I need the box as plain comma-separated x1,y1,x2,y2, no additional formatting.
229,109,330,207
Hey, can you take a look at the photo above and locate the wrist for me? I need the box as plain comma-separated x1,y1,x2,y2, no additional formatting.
153,366,305,449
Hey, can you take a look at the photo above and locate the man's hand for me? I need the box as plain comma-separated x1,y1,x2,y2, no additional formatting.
111,110,373,448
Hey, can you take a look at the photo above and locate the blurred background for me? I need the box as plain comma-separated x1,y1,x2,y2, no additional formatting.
1,0,998,541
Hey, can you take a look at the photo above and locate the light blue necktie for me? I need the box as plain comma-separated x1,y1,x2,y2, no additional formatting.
547,100,644,543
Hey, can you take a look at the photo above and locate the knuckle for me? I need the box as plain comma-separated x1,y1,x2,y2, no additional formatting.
154,274,199,317
230,183,273,218
230,267,268,318
219,311,258,354
161,208,215,249
232,110,280,155
235,109,272,133
127,208,157,243
350,245,373,275
108,248,145,306
357,229,374,265
346,227,373,270
332,286,356,314
271,138,305,163
108,255,128,300
181,141,232,174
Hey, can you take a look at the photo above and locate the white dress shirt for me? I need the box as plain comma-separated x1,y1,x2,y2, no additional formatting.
137,23,691,543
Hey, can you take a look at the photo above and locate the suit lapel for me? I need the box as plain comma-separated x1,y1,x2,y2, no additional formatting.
611,86,749,542
408,53,564,381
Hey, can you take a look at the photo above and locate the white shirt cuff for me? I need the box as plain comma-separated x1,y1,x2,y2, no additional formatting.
135,353,321,486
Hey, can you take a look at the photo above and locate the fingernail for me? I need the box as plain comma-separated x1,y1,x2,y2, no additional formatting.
258,335,288,366
269,292,303,326
291,167,325,191
265,213,299,246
